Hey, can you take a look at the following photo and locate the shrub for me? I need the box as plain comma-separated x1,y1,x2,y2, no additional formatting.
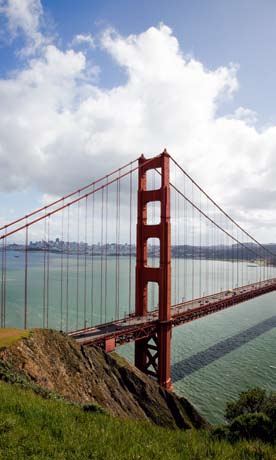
225,387,267,422
211,424,229,440
82,402,106,414
262,392,276,422
228,413,272,443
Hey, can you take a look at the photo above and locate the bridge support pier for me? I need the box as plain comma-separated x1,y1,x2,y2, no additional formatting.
158,322,172,388
135,151,172,390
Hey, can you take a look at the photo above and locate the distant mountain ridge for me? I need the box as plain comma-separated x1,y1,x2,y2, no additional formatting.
4,241,276,263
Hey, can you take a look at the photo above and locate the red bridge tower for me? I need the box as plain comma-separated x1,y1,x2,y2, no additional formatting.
135,150,172,390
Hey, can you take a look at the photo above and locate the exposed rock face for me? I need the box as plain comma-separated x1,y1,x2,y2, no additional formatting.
0,329,207,430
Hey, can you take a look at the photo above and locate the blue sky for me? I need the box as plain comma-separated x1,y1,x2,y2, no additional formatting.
0,0,276,241
39,0,276,123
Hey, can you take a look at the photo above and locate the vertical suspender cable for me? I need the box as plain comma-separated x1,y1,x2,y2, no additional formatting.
212,205,215,294
199,190,202,297
76,199,80,329
231,220,234,289
174,168,177,304
192,183,195,300
226,219,229,290
241,229,244,286
60,202,64,331
84,196,88,327
3,230,6,327
1,238,3,328
220,209,223,292
177,187,180,303
128,169,133,315
24,223,29,329
100,187,104,324
46,215,50,328
1,231,6,328
43,214,47,328
236,226,239,288
223,216,226,290
104,180,108,323
91,186,95,325
205,195,208,296
115,178,119,320
117,172,121,318
66,206,70,332
183,173,186,302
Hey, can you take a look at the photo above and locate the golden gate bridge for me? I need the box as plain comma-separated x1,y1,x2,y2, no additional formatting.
1,150,276,389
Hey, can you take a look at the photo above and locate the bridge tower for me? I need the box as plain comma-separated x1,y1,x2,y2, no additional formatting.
135,150,172,390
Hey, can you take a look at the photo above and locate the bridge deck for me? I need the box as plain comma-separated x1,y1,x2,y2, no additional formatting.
69,279,276,349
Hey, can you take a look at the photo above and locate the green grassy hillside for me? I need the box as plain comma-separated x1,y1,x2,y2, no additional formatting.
0,381,275,460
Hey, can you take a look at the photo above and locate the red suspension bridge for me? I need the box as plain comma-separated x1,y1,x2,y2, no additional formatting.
1,150,276,389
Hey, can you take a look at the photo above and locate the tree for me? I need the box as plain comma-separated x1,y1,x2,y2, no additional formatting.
219,387,276,444
225,387,266,422
228,412,272,442
262,391,276,423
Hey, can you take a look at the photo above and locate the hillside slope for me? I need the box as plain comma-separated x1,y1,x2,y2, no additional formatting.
1,381,274,460
0,328,207,430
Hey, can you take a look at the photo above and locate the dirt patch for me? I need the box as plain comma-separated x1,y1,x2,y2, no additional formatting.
0,329,30,348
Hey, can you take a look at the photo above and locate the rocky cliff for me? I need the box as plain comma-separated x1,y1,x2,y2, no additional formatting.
0,328,207,430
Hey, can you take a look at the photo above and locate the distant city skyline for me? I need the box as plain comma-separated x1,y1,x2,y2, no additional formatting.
4,238,276,264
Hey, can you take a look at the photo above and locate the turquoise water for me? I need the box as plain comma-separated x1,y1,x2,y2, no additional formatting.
2,251,276,424
171,294,276,423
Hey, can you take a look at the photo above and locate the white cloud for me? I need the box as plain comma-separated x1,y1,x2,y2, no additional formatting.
229,106,258,125
71,33,95,48
1,6,276,240
0,0,52,53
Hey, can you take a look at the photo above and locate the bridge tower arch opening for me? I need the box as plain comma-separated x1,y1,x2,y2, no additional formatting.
135,150,172,390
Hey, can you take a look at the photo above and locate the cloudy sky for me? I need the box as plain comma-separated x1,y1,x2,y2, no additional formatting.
0,0,276,241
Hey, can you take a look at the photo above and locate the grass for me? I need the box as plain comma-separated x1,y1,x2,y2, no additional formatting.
0,381,276,460
0,328,30,349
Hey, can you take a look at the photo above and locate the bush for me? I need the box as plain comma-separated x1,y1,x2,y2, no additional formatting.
82,402,106,414
225,388,266,422
228,413,272,443
262,392,276,422
211,424,229,440
219,387,276,444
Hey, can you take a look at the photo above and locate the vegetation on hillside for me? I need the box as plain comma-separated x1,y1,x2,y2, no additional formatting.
213,387,276,444
1,381,276,460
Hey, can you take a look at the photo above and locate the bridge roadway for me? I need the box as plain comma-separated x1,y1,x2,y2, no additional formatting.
69,278,276,351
